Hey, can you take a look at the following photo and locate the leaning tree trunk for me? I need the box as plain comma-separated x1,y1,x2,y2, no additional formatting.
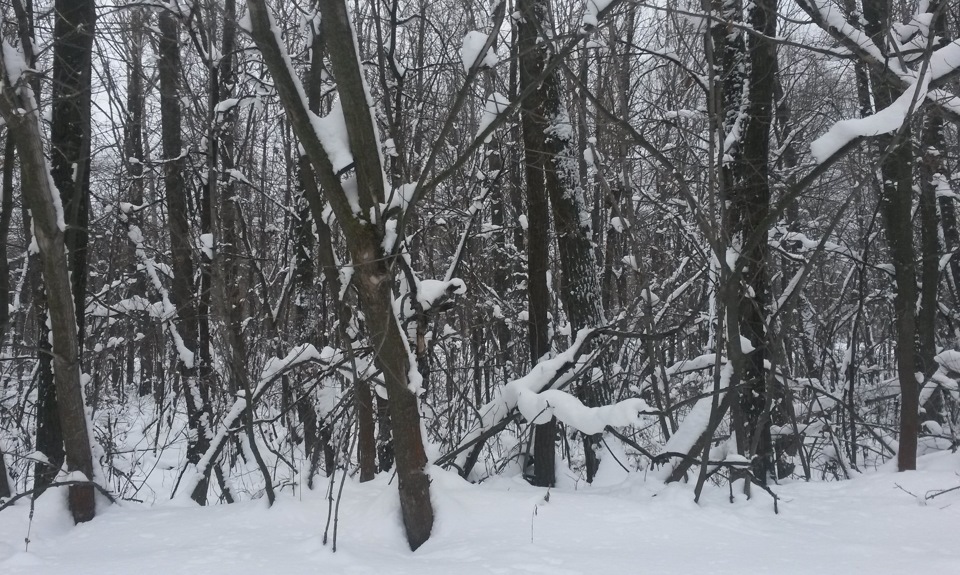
0,42,96,523
248,0,434,550
8,0,64,494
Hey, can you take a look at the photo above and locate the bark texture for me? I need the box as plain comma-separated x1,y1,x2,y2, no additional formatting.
0,44,96,523
863,0,919,471
158,11,214,502
248,0,433,550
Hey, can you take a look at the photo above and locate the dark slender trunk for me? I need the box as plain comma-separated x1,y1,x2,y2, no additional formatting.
917,2,950,421
158,11,213,502
124,8,150,397
864,0,919,471
0,136,12,346
918,112,942,379
517,0,556,488
730,0,777,485
0,136,11,499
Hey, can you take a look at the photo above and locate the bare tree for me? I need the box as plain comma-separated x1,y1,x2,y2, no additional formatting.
157,8,215,503
0,35,97,524
248,0,434,550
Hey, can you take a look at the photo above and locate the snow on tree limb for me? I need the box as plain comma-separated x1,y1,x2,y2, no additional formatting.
650,362,731,482
451,328,653,470
461,30,498,72
246,0,363,225
176,344,341,501
810,67,931,162
796,0,960,124
451,329,598,470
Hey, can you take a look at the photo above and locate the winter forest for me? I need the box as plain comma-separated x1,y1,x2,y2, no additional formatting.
1,0,960,571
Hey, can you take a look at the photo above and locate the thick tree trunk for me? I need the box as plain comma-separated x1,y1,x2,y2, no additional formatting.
50,0,95,343
0,46,96,523
248,0,433,549
537,16,607,483
517,0,557,488
730,0,777,485
864,0,919,472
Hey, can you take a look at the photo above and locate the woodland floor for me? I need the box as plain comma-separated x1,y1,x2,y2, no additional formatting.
2,451,960,574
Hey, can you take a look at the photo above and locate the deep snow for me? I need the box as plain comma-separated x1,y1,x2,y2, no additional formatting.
2,452,960,574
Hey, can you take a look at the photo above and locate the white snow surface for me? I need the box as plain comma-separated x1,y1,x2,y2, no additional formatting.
313,98,353,174
582,0,614,29
417,278,466,311
460,30,498,72
3,455,960,574
476,92,510,143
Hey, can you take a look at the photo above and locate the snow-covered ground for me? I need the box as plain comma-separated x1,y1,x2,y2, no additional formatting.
2,452,960,574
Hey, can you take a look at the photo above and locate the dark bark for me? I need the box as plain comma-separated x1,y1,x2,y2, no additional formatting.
158,11,214,503
248,0,434,549
50,0,95,343
0,136,12,345
917,2,950,421
863,0,919,472
34,305,63,492
0,136,12,501
939,193,960,299
918,113,942,379
523,0,607,482
294,26,376,482
730,0,777,485
124,8,150,397
0,444,9,498
517,0,556,488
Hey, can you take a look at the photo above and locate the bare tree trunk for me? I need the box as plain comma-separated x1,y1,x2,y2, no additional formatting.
9,0,63,496
917,1,949,421
248,0,433,549
158,10,214,503
0,135,11,499
0,43,96,523
0,136,12,350
0,445,10,499
124,8,150,397
864,0,919,471
730,0,777,485
50,0,95,344
517,0,556,488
